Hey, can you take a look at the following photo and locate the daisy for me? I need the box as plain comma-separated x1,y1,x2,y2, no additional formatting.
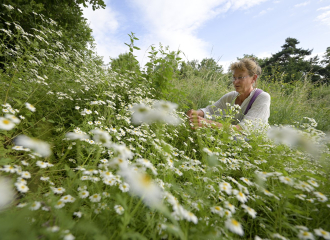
263,189,274,197
298,230,315,240
240,177,253,186
65,132,90,140
5,114,21,124
219,181,232,195
314,228,330,239
60,195,75,203
15,182,29,193
241,204,257,218
308,179,319,187
102,192,110,198
314,192,328,202
130,104,152,124
25,102,36,112
295,181,314,192
184,211,198,224
48,226,60,232
119,166,163,207
54,200,65,209
16,177,27,185
52,187,66,194
14,135,51,157
233,190,248,203
211,206,223,215
114,205,124,215
221,209,232,218
0,117,15,130
21,160,29,166
279,176,294,186
73,212,82,218
3,165,16,173
30,201,41,211
89,194,101,202
20,171,31,179
79,191,89,199
40,176,49,181
17,203,28,208
225,218,244,236
63,233,75,240
224,201,236,213
91,129,111,147
119,183,130,192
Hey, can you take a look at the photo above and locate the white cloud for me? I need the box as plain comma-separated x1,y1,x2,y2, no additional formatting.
83,0,270,64
294,1,310,7
256,51,272,59
304,51,325,61
128,0,269,62
273,1,280,3
316,10,330,26
83,4,127,63
315,5,330,27
317,5,330,11
254,7,274,17
219,59,235,72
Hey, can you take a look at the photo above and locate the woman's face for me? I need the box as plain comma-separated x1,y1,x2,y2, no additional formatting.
232,69,256,94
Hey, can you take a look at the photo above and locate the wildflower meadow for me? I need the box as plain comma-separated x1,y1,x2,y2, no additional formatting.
1,4,330,240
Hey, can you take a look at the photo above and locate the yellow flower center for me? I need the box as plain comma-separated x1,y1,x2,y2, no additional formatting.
231,219,239,226
3,119,10,125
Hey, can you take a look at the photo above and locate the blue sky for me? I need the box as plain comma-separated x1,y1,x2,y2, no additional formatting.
83,0,330,71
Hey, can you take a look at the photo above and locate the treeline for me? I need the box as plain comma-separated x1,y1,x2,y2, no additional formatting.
110,37,330,84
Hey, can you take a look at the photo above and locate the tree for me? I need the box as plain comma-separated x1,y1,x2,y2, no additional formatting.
0,0,105,54
199,58,223,73
261,37,323,83
319,47,330,81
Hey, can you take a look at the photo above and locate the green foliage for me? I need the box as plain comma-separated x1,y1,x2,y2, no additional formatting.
110,52,141,74
0,0,105,67
261,37,326,83
144,43,183,100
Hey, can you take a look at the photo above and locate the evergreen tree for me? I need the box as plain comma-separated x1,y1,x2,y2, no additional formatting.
261,37,323,83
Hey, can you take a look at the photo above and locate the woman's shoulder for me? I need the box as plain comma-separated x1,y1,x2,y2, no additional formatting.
257,89,271,102
259,90,270,98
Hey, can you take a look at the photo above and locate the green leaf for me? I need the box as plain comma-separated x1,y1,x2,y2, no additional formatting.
0,158,14,165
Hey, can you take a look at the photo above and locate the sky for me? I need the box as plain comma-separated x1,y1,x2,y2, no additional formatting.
83,0,330,71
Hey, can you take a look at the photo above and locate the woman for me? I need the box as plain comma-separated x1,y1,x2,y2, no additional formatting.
187,58,270,131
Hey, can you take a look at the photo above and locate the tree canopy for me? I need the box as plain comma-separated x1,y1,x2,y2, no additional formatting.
260,37,324,83
0,0,105,53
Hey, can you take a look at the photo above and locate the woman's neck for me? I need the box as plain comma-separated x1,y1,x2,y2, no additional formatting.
237,87,255,103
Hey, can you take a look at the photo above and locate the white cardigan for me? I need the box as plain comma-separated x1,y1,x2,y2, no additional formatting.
200,88,271,130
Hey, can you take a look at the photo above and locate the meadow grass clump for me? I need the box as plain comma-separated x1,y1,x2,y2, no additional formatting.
0,4,330,240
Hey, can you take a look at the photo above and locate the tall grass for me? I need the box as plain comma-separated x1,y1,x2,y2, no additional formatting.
170,68,330,131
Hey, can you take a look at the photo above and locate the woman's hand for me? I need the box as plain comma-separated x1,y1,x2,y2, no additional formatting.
186,109,204,118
